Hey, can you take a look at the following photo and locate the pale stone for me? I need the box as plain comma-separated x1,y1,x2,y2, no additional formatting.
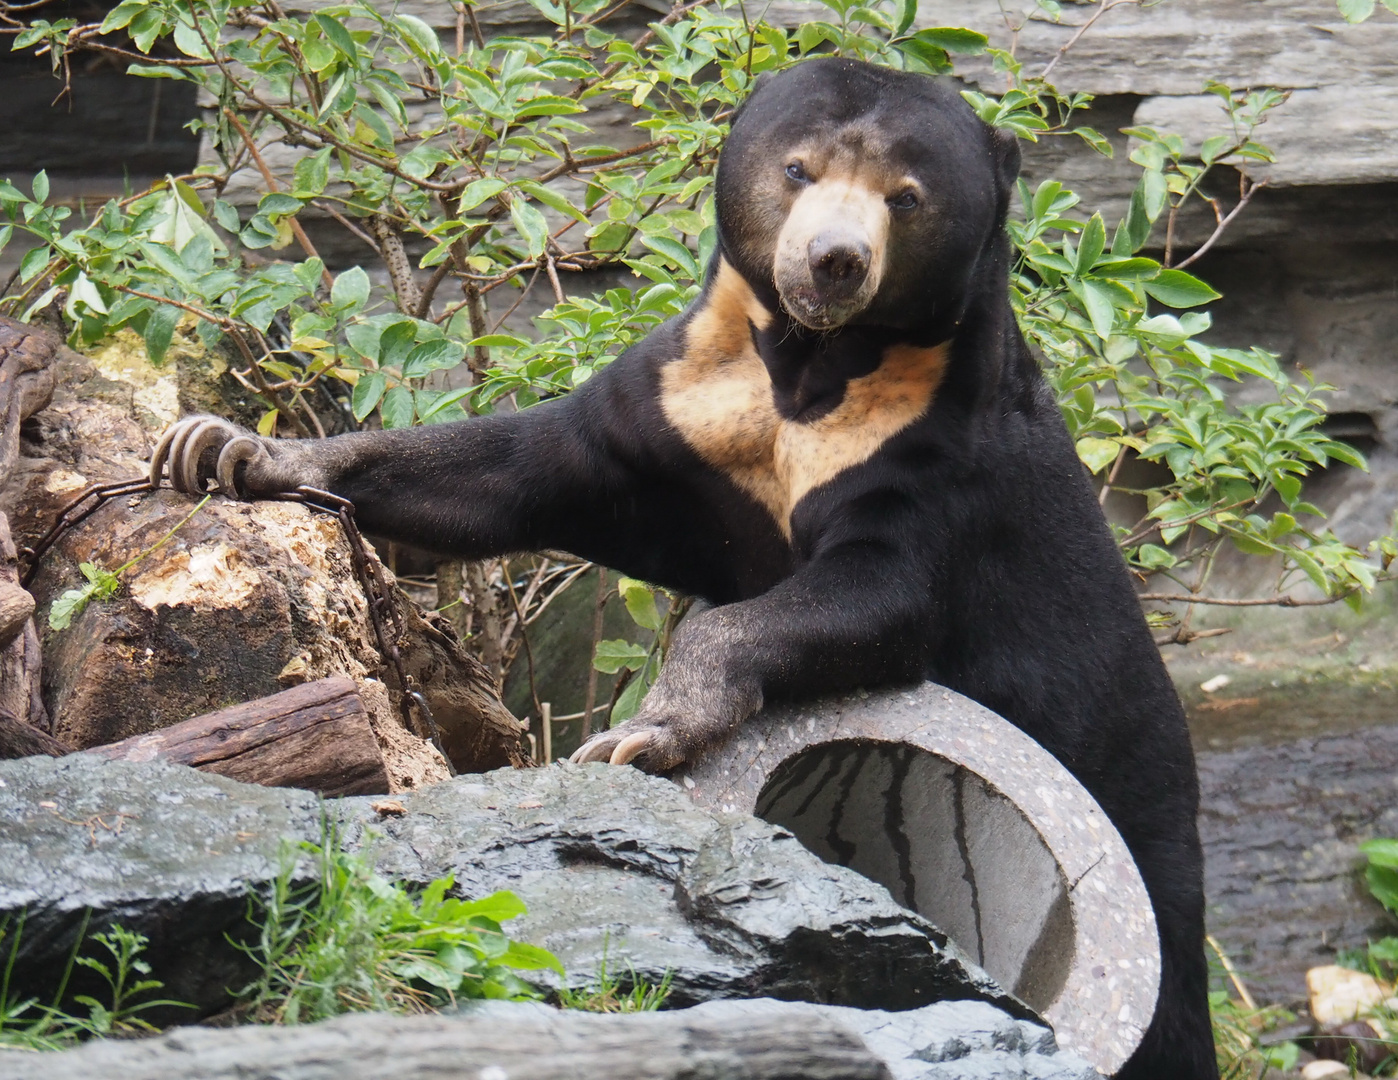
1307,964,1392,1026
1302,1062,1356,1080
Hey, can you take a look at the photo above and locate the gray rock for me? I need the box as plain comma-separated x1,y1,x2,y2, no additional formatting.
0,997,1101,1080
687,999,1100,1080
0,755,1025,1021
0,999,893,1080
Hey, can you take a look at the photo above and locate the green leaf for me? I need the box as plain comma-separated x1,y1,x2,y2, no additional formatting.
1361,838,1398,869
893,0,917,37
100,0,148,33
516,180,587,223
1367,863,1398,915
1076,279,1116,339
1325,442,1368,470
417,386,473,421
212,199,241,233
258,192,303,216
618,577,662,630
498,941,565,975
454,890,527,923
396,14,443,59
331,267,370,312
18,244,51,284
1092,257,1160,280
1337,0,1375,20
351,372,386,420
459,178,507,213
31,170,49,205
380,385,414,429
1076,436,1120,474
292,149,331,197
593,639,649,674
142,303,180,365
1075,213,1106,275
609,669,650,725
48,585,94,630
378,321,417,369
1143,269,1221,309
1135,544,1177,570
510,200,550,259
402,340,466,379
314,13,358,60
909,26,988,53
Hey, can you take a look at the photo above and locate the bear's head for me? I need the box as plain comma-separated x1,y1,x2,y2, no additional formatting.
716,57,1020,338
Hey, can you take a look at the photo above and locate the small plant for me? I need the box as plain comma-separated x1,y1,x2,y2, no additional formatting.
47,493,211,630
591,577,691,726
236,829,563,1023
0,911,189,1050
555,943,672,1014
1208,935,1298,1080
1339,838,1398,982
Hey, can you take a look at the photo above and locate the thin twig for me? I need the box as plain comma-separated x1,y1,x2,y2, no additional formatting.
581,567,608,740
1040,0,1139,80
1172,178,1268,270
224,109,334,292
1139,590,1361,608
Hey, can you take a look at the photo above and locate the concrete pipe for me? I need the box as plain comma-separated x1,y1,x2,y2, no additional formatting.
680,682,1160,1076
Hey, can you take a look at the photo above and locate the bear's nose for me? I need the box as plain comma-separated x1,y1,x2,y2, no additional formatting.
808,233,870,294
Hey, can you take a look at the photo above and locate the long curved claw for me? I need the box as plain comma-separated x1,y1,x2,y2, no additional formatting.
216,436,267,497
609,730,655,766
570,736,619,764
176,419,235,495
148,424,181,487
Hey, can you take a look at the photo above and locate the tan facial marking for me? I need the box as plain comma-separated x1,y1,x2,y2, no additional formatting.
662,260,948,537
775,171,889,303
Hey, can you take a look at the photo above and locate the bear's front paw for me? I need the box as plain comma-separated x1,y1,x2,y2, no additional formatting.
150,416,285,498
569,718,685,772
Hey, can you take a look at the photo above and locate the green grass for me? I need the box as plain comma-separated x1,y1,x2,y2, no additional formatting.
555,943,672,1014
0,912,189,1050
233,828,563,1024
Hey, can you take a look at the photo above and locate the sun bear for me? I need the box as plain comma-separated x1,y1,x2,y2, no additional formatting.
153,58,1215,1078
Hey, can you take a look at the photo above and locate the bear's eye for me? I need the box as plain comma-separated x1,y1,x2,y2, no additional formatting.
785,162,809,183
889,190,919,210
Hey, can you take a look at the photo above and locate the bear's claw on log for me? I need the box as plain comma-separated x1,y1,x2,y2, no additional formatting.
150,416,266,497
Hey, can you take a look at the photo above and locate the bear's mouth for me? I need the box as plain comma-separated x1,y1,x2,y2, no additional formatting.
778,286,865,331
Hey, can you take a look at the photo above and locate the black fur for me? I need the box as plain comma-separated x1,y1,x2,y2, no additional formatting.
158,58,1215,1078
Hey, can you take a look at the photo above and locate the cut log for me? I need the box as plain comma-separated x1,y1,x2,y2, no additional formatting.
85,677,390,797
0,705,69,759
0,580,34,651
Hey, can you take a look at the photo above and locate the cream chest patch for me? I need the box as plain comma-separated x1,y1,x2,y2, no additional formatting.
661,260,948,536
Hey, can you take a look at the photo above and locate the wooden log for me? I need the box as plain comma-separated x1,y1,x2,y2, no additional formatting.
0,1003,894,1080
0,705,70,759
0,580,34,651
85,677,391,797
0,316,57,732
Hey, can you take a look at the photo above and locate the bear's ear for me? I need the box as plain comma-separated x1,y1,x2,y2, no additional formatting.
992,127,1021,194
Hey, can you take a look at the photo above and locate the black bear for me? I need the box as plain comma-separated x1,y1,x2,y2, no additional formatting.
153,58,1215,1078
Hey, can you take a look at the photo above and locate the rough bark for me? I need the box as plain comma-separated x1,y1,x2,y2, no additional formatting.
0,705,69,759
0,317,55,732
85,676,389,796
